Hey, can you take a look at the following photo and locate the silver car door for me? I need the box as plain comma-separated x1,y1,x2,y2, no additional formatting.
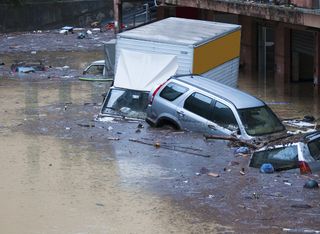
209,100,240,135
179,92,215,133
206,120,231,135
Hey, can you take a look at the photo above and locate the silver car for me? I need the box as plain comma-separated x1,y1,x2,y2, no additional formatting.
146,74,285,140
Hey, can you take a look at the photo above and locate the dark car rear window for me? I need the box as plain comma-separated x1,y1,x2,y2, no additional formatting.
160,83,188,101
249,145,299,171
308,138,320,160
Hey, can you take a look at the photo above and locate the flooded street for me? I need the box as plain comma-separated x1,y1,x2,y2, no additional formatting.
1,133,221,234
239,73,320,120
0,79,230,234
0,31,320,233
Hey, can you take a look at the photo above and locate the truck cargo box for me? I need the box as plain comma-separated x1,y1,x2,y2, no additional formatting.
115,17,241,87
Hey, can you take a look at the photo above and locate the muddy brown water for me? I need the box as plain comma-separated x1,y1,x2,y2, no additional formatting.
239,72,320,121
1,47,320,233
0,79,232,233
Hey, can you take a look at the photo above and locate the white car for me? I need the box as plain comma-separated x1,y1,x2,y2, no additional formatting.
81,60,113,81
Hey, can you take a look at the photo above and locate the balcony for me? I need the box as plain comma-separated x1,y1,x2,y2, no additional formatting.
163,0,320,10
162,0,320,28
253,0,320,9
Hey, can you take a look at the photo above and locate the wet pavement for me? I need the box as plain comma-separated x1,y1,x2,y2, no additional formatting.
0,31,320,233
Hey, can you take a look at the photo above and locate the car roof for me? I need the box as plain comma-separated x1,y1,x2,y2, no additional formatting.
173,75,265,109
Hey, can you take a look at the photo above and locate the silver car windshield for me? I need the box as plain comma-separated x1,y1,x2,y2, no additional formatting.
238,106,285,136
101,88,149,119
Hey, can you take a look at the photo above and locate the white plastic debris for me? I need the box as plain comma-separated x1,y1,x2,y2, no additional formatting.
62,26,73,31
283,120,316,128
97,117,115,123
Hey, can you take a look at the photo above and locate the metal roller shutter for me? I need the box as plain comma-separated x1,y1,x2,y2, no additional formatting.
292,30,315,56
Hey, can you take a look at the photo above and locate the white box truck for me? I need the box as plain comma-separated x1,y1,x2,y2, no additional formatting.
115,17,241,87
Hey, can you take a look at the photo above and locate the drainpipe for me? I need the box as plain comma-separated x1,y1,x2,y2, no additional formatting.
114,0,122,34
315,32,320,86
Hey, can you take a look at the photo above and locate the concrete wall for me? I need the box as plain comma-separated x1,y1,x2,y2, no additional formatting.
0,0,114,32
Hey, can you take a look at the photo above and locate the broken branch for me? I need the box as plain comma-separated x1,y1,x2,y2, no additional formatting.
129,138,210,158
203,134,258,149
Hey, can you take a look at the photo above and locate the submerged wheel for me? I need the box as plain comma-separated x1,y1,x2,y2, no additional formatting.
145,118,156,127
157,118,180,130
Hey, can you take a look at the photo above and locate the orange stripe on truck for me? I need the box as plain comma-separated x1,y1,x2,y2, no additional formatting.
192,30,241,74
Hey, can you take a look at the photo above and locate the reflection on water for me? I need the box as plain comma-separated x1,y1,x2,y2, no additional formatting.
1,51,104,70
239,72,320,120
26,135,40,179
59,80,72,104
24,82,39,119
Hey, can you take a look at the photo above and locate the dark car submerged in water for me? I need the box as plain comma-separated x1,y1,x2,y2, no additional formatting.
249,131,320,174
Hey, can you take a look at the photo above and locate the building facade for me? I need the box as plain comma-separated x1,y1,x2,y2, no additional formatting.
155,0,320,86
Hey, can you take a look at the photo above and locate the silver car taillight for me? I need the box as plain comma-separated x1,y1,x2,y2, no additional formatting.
149,82,166,104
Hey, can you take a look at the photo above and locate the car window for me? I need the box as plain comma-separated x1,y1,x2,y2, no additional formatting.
211,101,238,131
308,138,320,160
184,92,213,120
101,89,149,119
86,65,104,75
249,145,299,171
238,106,285,136
159,83,188,101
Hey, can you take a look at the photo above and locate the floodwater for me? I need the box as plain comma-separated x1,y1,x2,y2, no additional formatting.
0,79,231,234
1,50,104,70
1,46,320,233
239,72,320,120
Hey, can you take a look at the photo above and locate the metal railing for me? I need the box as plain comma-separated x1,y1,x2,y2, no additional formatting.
122,1,157,30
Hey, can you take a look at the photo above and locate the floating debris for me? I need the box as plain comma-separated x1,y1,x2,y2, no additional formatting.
260,163,274,174
207,172,220,178
304,180,319,189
